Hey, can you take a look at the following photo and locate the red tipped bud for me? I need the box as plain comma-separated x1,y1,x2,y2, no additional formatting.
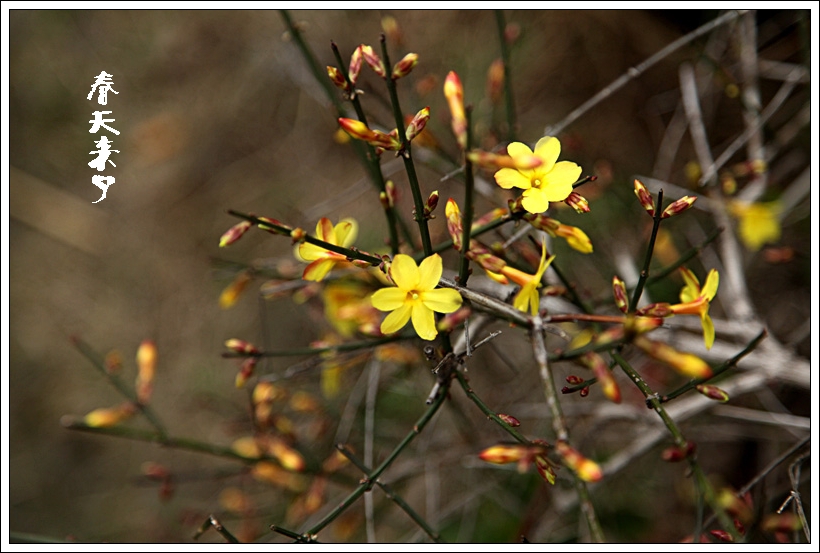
360,45,386,78
580,352,621,403
405,106,430,142
634,179,655,216
235,357,258,388
220,271,252,309
566,375,585,385
444,71,467,149
486,58,504,105
534,455,557,485
436,306,471,333
326,65,348,91
635,302,673,317
661,441,696,462
467,149,542,171
761,513,802,534
696,384,729,402
84,402,137,427
564,191,590,213
612,276,629,313
709,530,734,542
445,198,463,250
135,339,157,404
219,220,253,247
348,45,363,85
661,195,697,218
423,189,438,219
392,52,418,79
497,413,521,427
225,338,260,355
256,216,290,235
633,336,713,379
554,441,602,482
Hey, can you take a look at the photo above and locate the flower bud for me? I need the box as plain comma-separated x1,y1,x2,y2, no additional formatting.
634,179,655,216
564,191,590,213
385,180,398,207
219,220,253,247
554,223,593,254
661,195,697,218
348,45,363,85
267,437,306,472
84,402,137,427
661,441,696,462
405,106,430,142
392,52,418,79
289,227,306,244
466,149,542,171
486,58,504,105
423,189,438,218
445,198,463,250
326,65,348,92
633,336,713,379
256,216,290,235
381,15,403,44
220,271,252,309
612,276,629,313
235,357,257,388
478,444,529,465
635,302,673,317
497,413,521,427
225,338,260,355
135,339,157,404
360,45,386,78
444,71,467,149
761,513,802,534
436,306,471,333
105,350,122,373
696,384,729,402
709,530,734,542
580,352,621,403
554,441,603,482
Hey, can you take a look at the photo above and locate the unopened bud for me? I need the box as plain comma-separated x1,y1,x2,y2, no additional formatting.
486,58,504,105
443,71,467,149
445,198,463,250
534,455,557,485
661,441,696,462
696,384,729,402
348,45,363,85
392,52,418,79
289,227,306,244
497,413,521,427
135,339,157,404
225,338,260,355
661,195,697,218
566,375,585,385
267,437,306,472
436,306,471,333
84,402,137,427
579,386,590,397
220,271,252,309
467,149,542,171
405,106,430,142
580,352,621,403
478,444,528,465
634,179,655,216
554,441,603,482
635,302,673,317
105,350,122,373
564,191,590,213
326,65,348,91
360,45,386,78
381,15,403,44
219,220,253,247
709,530,734,542
761,513,802,534
256,216,290,235
612,276,629,313
235,357,258,388
423,189,439,218
634,336,713,379
385,180,398,207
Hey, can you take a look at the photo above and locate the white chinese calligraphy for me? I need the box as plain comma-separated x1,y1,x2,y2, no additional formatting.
87,72,120,202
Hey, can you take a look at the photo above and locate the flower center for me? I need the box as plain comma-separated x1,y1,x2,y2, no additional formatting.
407,291,420,302
533,178,542,188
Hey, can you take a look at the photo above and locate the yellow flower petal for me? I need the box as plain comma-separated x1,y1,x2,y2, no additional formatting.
380,303,412,334
679,267,700,304
316,217,335,243
303,258,336,282
411,303,437,340
494,167,531,190
420,288,462,313
417,254,443,291
533,136,560,172
506,141,534,159
542,161,581,201
334,219,358,247
298,242,330,261
371,287,409,311
701,313,715,350
521,188,550,214
702,269,719,301
390,254,420,290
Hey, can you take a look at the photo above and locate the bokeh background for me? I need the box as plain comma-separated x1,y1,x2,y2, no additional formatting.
7,9,813,543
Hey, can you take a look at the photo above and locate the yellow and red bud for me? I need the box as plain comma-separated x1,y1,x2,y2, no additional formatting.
289,227,306,244
661,441,696,462
422,188,439,218
566,375,585,385
473,251,507,274
405,106,430,142
474,208,507,227
554,441,603,482
384,180,398,208
84,402,137,428
636,302,674,317
466,149,542,171
225,338,260,355
348,45,363,85
392,52,418,79
497,413,521,427
338,117,376,142
554,223,593,254
436,306,471,333
381,15,403,45
219,220,253,247
486,58,505,104
478,444,529,465
696,384,729,402
710,530,734,542
625,315,664,335
105,350,122,373
135,339,157,405
580,352,621,403
661,195,697,218
579,387,590,397
634,179,656,216
761,513,802,534
443,71,467,149
633,336,713,379
564,191,590,213
322,449,350,473
717,489,754,524
534,455,557,485
235,357,258,389
360,45,386,78
251,461,305,492
267,437,306,472
445,198,463,250
326,65,348,91
256,216,290,235
612,276,629,313
220,271,252,310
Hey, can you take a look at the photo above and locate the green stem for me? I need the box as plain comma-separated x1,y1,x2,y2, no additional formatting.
270,525,314,543
193,515,240,543
429,214,514,258
336,445,445,543
380,36,433,257
458,109,475,285
71,337,167,439
305,384,449,537
227,210,383,266
494,10,516,142
611,352,741,540
222,333,411,359
629,190,664,311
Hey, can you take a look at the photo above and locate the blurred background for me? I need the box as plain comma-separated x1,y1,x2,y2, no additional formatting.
7,9,812,543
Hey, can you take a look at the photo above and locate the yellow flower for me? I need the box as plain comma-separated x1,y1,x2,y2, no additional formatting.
728,200,782,251
494,136,582,214
493,241,555,315
296,218,358,282
669,268,719,350
371,254,462,341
